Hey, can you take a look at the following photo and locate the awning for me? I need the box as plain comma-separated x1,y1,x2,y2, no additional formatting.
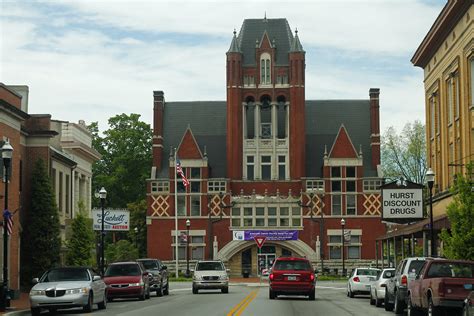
376,214,449,241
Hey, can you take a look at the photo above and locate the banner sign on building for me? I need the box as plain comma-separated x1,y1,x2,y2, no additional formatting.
233,230,298,241
380,179,424,224
92,209,130,231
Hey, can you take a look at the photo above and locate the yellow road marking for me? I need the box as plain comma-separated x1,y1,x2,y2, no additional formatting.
235,290,258,316
227,289,258,316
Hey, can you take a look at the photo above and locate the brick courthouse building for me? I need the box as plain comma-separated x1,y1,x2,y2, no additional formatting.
147,18,385,276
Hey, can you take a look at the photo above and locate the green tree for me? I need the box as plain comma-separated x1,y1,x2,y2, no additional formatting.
88,114,152,208
105,240,138,263
127,199,147,257
440,163,474,260
381,120,427,184
65,201,95,266
21,159,61,283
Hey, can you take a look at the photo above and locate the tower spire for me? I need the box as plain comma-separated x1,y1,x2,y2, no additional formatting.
227,28,241,53
290,28,305,52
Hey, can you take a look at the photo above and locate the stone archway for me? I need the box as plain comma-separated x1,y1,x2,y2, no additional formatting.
217,239,317,262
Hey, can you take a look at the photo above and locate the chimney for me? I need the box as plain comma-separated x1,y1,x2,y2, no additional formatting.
369,88,380,170
153,91,165,174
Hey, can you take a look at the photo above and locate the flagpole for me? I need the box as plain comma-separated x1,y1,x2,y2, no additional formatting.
174,148,179,278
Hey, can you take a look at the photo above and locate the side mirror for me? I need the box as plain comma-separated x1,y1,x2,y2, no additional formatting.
93,275,101,281
314,269,319,274
226,268,231,273
32,278,39,285
162,265,168,270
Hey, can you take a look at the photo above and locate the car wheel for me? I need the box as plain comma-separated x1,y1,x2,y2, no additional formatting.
83,293,93,313
348,285,354,298
157,282,164,297
385,290,394,311
107,296,114,302
31,307,41,316
375,291,382,307
222,287,229,294
394,290,406,314
370,291,375,305
163,279,169,295
428,296,442,316
98,290,107,310
269,289,275,300
192,286,198,294
308,289,315,301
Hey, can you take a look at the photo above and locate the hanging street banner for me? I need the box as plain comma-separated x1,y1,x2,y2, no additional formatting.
92,209,130,231
380,179,424,224
233,230,298,241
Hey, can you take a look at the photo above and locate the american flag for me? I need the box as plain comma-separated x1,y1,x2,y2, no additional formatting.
176,158,190,187
3,210,13,236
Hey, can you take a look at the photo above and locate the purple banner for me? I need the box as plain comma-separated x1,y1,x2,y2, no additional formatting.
233,230,298,241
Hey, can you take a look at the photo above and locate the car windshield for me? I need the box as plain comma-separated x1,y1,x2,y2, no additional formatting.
356,269,380,276
140,260,158,270
427,262,474,278
408,260,426,275
41,268,90,282
105,264,141,276
274,260,311,271
196,262,224,271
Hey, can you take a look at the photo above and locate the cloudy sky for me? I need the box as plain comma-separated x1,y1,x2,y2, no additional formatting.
1,0,445,134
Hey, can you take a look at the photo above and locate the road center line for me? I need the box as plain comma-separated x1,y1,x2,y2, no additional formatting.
227,289,258,316
316,285,346,290
235,290,258,316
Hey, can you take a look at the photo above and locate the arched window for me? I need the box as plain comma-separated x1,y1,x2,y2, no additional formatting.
260,53,271,85
260,95,272,139
245,96,255,139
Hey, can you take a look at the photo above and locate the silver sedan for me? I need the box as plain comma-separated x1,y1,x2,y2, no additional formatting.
347,267,380,298
369,268,395,307
29,267,107,315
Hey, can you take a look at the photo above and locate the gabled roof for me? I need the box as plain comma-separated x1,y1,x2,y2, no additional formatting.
237,18,293,66
328,124,359,159
177,126,204,159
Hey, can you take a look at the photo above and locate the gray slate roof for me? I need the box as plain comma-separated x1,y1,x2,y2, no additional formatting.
238,18,294,66
158,100,377,179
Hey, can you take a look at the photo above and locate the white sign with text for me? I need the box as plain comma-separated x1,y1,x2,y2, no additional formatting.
92,209,130,231
382,189,423,219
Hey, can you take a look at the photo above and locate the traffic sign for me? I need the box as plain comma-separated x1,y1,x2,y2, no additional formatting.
254,236,266,249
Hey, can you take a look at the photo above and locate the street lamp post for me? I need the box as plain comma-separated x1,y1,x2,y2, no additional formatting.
341,218,346,277
185,219,191,277
99,187,107,276
426,168,435,257
1,141,13,311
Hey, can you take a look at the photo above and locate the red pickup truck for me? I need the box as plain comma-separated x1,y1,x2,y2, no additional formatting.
407,258,474,316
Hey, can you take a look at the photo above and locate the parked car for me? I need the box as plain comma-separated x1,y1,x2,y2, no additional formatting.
192,260,229,294
29,267,107,316
369,268,395,307
347,267,380,298
385,256,427,313
103,261,151,301
269,256,316,300
137,258,169,296
407,259,474,316
463,291,473,316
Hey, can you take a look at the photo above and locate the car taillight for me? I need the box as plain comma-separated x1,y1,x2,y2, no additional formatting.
353,277,360,282
269,274,274,281
310,274,315,281
438,282,445,297
401,275,407,286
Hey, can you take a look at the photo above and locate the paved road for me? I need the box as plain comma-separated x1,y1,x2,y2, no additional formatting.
10,281,400,316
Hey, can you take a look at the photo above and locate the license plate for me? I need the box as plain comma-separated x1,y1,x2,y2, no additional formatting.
288,276,297,281
464,284,473,290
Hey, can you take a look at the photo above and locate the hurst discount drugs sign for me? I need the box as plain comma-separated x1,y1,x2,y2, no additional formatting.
381,180,424,223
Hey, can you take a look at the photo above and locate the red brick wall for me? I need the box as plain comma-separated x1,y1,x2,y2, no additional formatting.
0,87,21,109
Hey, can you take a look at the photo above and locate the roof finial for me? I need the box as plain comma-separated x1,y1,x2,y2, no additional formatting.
295,27,298,35
264,11,267,21
233,28,236,36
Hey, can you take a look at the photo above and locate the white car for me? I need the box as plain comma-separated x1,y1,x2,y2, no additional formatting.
192,260,229,294
29,267,107,315
347,267,380,298
369,268,395,307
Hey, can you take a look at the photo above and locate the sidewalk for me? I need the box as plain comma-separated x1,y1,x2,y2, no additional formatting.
0,292,29,315
0,278,266,314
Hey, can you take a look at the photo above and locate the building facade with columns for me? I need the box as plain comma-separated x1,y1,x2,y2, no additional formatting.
0,83,100,290
147,18,385,276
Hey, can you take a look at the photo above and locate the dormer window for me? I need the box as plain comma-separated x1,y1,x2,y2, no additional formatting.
260,53,271,84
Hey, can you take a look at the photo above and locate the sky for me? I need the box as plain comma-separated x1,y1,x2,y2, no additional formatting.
1,0,446,134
